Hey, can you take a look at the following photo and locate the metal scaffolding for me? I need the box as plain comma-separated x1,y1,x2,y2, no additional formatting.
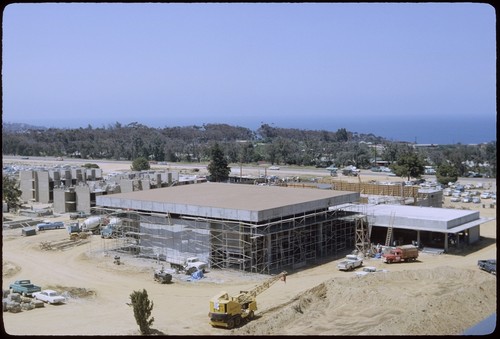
91,204,367,275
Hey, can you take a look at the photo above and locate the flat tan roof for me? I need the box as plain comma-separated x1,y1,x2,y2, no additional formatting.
97,182,360,222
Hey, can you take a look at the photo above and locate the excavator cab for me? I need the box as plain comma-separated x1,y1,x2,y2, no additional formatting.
209,271,286,329
209,293,256,329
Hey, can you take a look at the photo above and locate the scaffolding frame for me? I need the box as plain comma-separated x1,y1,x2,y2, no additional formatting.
91,203,368,275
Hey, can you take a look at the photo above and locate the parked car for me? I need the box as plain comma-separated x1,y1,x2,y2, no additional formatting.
450,197,461,202
36,221,64,231
462,197,472,203
472,197,481,204
480,192,492,199
70,211,90,220
478,259,496,275
33,290,66,304
268,166,280,170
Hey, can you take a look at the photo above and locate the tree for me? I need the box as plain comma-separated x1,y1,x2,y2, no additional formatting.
207,143,231,182
436,162,459,185
131,157,151,171
390,150,425,181
128,289,154,335
335,128,349,142
2,176,23,211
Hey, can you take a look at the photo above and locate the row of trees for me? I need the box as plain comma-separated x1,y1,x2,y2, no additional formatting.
2,122,496,179
1,123,387,165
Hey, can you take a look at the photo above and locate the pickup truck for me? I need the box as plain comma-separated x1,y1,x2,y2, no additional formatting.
169,256,208,274
478,259,496,275
9,279,42,296
337,254,363,271
36,221,64,231
70,211,90,220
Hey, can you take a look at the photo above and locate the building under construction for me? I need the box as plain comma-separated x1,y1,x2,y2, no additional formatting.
95,182,362,274
94,181,492,274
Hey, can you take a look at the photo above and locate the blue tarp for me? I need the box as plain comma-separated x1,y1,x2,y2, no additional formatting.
191,270,204,280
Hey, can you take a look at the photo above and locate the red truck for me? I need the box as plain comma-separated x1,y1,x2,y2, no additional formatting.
383,245,418,264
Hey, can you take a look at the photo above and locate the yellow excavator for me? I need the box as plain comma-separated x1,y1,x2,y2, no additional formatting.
208,271,287,329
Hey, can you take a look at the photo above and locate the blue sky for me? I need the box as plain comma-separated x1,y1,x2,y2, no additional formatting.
2,3,496,144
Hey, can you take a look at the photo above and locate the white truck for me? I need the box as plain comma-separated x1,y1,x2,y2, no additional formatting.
169,256,208,274
337,254,363,271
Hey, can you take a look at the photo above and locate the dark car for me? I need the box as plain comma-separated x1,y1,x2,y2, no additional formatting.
478,259,496,275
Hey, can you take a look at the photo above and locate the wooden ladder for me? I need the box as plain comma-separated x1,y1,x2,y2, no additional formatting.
384,227,393,246
385,212,395,246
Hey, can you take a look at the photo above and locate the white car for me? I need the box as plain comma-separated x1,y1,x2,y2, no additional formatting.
450,197,461,202
33,289,66,304
480,192,492,199
268,166,280,170
442,189,452,196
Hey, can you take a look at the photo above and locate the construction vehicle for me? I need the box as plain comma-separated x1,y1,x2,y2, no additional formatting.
67,222,90,240
209,271,287,329
169,256,208,274
100,217,123,238
154,266,173,284
383,245,419,264
81,216,107,233
67,222,80,240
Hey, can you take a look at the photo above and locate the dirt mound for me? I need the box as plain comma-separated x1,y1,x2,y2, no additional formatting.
234,266,496,336
2,260,21,278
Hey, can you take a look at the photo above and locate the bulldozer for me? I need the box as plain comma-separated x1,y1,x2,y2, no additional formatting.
208,271,287,329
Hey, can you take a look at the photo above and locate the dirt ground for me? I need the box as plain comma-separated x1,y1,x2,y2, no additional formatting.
1,160,497,335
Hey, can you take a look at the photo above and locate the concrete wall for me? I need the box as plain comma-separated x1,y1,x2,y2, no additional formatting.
36,171,51,203
140,180,151,190
75,185,91,213
19,171,35,203
120,180,135,193
52,188,66,213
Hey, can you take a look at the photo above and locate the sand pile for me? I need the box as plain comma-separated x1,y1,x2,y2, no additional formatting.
234,266,496,336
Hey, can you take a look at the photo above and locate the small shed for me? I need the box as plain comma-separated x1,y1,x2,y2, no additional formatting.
22,227,37,237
